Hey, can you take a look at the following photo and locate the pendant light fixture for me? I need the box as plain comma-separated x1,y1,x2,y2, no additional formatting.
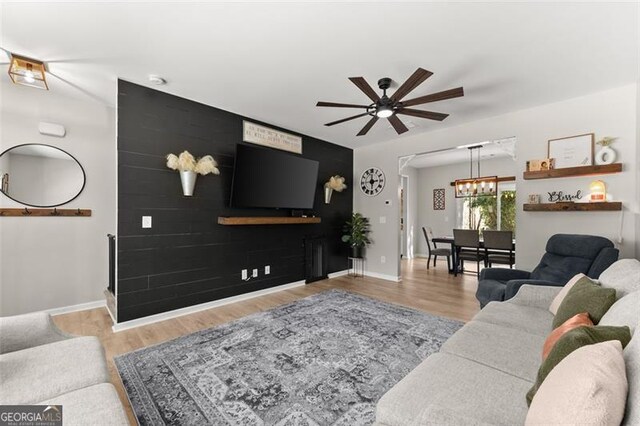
8,53,48,90
454,145,498,198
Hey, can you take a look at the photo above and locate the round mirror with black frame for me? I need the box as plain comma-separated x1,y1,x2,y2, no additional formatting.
0,143,86,208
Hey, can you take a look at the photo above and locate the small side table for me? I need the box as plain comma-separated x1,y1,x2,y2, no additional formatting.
348,257,364,278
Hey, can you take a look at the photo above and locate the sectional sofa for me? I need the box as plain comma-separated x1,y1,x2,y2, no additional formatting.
376,259,640,425
0,312,128,425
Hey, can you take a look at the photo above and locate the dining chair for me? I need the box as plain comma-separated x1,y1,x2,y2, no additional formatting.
483,230,515,268
453,229,485,278
422,227,451,271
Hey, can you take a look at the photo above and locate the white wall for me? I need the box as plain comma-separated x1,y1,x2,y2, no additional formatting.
354,84,638,279
0,82,115,316
415,156,517,256
400,166,418,259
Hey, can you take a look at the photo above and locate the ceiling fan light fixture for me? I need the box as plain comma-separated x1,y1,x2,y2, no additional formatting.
376,105,393,118
8,54,48,90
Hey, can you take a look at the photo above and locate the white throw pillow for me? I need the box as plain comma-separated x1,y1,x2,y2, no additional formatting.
525,340,628,426
548,273,587,315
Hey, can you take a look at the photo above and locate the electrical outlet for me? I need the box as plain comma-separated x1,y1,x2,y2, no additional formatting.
142,216,152,228
265,265,271,275
379,216,386,224
381,256,386,264
252,269,258,278
241,269,248,280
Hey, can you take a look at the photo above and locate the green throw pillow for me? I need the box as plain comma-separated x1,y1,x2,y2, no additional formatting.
526,325,631,406
552,276,616,328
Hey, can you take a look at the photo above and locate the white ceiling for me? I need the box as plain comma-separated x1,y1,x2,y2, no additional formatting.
0,2,638,149
407,137,516,169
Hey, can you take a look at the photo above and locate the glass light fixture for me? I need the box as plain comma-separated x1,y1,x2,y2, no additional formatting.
376,104,393,118
589,180,606,202
8,54,48,90
454,145,499,198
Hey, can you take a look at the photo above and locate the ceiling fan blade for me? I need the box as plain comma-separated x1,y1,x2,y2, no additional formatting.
397,108,449,121
324,112,370,127
348,77,381,102
390,68,433,102
357,116,379,136
402,87,465,107
388,115,409,135
316,101,369,109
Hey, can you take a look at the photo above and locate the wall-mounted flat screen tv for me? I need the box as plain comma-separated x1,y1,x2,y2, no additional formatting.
230,144,319,210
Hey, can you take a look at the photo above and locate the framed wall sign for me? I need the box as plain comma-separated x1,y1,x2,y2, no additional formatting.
547,133,594,168
243,121,303,154
433,188,445,210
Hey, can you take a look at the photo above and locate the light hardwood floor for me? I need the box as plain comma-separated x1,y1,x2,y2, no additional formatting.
53,258,480,425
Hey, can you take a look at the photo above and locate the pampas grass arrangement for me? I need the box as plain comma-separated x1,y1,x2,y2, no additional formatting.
325,175,347,192
166,151,220,175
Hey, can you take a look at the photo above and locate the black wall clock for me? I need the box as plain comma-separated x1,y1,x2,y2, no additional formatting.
360,167,385,196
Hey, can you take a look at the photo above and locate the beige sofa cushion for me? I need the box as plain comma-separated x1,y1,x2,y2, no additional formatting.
0,336,109,404
526,340,627,426
39,383,129,426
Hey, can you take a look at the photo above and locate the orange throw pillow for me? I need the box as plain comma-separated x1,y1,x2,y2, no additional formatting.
542,312,593,360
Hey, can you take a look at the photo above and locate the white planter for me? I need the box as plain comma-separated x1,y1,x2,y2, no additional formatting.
595,146,616,165
324,186,333,204
180,170,197,196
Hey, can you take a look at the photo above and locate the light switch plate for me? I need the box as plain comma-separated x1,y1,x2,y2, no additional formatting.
142,216,152,228
252,269,258,278
265,265,271,275
379,216,386,224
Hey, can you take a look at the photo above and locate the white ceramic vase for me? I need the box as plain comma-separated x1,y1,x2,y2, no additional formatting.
595,146,616,165
180,170,197,196
324,186,333,204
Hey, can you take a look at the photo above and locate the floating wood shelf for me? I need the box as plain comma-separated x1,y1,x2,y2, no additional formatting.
523,202,622,212
218,216,321,225
523,163,622,180
0,208,92,217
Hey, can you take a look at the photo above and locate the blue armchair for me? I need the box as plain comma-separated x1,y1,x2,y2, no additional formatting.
476,234,619,308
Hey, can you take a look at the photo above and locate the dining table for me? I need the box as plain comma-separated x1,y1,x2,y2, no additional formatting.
431,235,516,274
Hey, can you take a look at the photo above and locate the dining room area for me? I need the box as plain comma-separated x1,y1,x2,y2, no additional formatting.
399,137,518,279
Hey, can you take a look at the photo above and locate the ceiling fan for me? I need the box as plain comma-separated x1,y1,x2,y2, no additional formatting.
316,68,464,136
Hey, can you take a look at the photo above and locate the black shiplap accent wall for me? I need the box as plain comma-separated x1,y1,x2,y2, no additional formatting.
117,80,353,322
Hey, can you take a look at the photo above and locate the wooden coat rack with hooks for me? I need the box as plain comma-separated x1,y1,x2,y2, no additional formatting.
0,208,92,217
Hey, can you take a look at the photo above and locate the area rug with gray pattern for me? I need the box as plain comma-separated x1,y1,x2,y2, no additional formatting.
115,290,463,425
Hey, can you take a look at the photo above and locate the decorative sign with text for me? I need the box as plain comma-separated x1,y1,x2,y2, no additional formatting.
548,190,583,203
243,121,302,154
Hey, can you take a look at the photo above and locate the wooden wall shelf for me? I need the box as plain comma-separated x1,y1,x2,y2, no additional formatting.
523,163,622,180
218,216,321,225
0,208,92,217
523,202,622,212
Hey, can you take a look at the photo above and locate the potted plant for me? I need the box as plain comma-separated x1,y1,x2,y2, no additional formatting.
341,212,371,258
166,151,220,196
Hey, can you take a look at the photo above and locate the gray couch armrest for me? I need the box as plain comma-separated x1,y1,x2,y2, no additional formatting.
479,268,531,281
506,284,562,309
0,312,74,354
505,279,564,300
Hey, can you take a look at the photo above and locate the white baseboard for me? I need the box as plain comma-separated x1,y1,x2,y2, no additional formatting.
364,271,402,282
327,270,348,279
414,253,428,258
47,300,106,316
112,280,306,332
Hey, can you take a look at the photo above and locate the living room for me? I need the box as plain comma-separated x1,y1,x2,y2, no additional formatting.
1,2,639,425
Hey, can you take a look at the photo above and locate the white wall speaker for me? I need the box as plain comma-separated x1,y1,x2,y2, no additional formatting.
38,122,66,138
